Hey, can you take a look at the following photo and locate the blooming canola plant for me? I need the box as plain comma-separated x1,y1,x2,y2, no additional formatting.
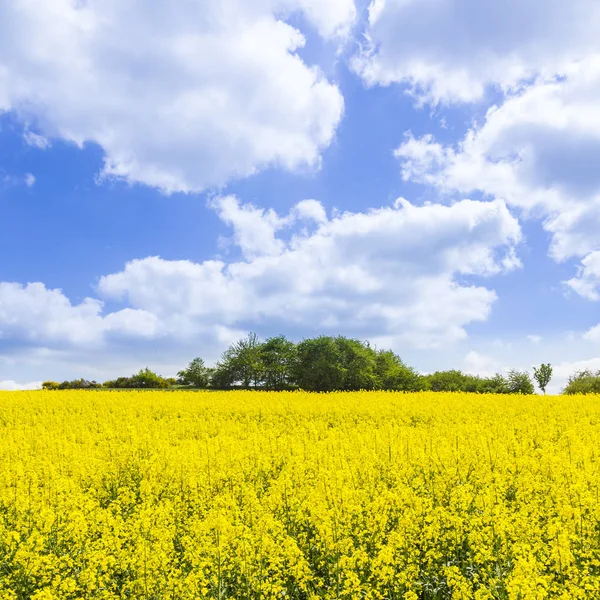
0,390,598,598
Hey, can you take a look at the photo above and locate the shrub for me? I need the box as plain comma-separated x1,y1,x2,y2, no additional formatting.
563,370,600,395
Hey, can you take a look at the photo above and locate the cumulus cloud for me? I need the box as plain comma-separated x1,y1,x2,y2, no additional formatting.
210,196,290,259
463,350,505,377
0,0,354,192
0,196,521,379
583,324,600,342
211,196,331,259
566,251,600,301
0,380,42,391
394,58,600,298
353,0,600,104
0,282,163,348
23,131,50,149
527,335,543,345
98,195,521,348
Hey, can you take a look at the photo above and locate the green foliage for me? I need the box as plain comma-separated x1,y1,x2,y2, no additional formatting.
426,370,469,392
260,335,297,391
293,336,346,392
563,370,600,395
177,357,212,388
374,350,421,391
506,369,535,395
335,337,379,390
478,373,510,394
41,381,60,391
52,379,101,390
39,334,569,396
103,368,170,389
213,333,263,389
533,363,553,395
419,371,510,394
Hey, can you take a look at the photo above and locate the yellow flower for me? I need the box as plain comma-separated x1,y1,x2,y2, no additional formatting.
0,390,598,598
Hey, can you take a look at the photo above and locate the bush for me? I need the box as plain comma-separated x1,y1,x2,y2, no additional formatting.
103,368,171,389
177,358,212,388
50,379,101,390
563,370,600,395
506,370,535,395
42,381,60,391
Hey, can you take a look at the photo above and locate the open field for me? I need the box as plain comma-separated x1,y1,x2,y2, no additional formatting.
0,391,599,599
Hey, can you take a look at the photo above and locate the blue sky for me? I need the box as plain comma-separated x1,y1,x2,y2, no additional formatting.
2,0,600,392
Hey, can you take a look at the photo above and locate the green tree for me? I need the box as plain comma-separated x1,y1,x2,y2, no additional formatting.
103,368,170,389
293,336,346,392
213,333,263,389
533,363,552,395
41,381,60,390
177,357,212,388
55,379,101,390
130,368,169,388
506,369,535,395
563,370,600,395
260,335,297,391
335,337,378,390
425,370,468,392
478,373,509,394
374,350,421,391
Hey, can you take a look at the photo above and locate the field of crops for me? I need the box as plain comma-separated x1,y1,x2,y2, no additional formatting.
0,391,599,599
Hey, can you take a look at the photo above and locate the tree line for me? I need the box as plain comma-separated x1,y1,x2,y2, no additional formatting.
39,333,590,394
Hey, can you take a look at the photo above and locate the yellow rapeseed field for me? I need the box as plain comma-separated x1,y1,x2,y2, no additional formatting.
0,390,599,599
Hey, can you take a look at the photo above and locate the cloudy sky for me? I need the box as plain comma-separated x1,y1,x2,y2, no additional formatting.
2,0,600,392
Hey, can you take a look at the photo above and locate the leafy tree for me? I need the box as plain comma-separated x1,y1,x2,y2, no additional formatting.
462,374,483,393
563,370,600,395
260,336,297,391
294,336,346,392
103,368,170,389
55,379,101,390
374,350,421,391
177,357,212,388
335,337,378,390
213,333,263,389
506,369,535,395
418,371,511,394
209,365,235,390
478,373,509,394
42,381,60,390
130,368,170,389
533,363,553,395
425,370,468,392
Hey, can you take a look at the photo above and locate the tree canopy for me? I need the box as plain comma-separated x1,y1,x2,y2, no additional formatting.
37,335,565,396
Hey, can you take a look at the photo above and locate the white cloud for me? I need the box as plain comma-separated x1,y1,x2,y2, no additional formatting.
527,335,543,345
395,58,600,296
24,173,35,187
0,380,42,391
0,196,521,379
463,350,504,377
210,196,289,259
291,199,328,224
353,0,600,104
98,195,521,348
566,251,600,300
211,196,330,259
0,282,163,347
23,131,50,149
583,324,600,342
0,0,354,192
